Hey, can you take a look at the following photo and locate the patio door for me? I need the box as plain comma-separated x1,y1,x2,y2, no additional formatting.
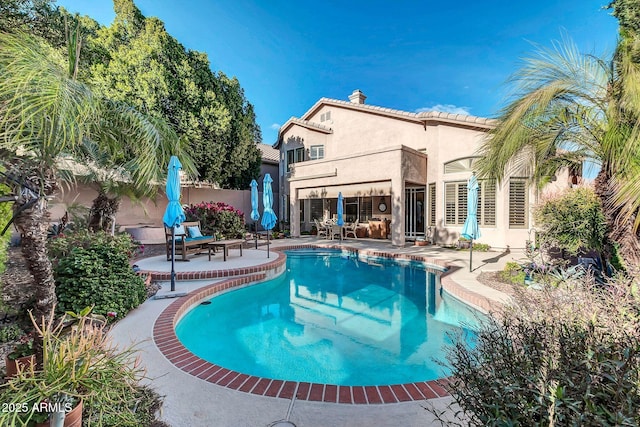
405,187,425,240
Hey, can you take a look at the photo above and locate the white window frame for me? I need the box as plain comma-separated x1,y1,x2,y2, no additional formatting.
309,145,324,160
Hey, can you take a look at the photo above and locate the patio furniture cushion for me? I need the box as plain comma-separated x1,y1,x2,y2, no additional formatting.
187,226,203,238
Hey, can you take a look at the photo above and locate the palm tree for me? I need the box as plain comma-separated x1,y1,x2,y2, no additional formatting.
475,37,640,273
0,30,191,320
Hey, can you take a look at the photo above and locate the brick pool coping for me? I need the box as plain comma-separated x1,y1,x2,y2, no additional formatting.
152,244,499,404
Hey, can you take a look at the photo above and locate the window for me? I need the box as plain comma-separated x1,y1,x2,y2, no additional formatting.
445,182,467,225
445,180,496,227
310,199,324,221
509,178,528,228
320,111,331,122
309,145,324,160
478,180,496,226
345,197,359,223
286,147,305,172
300,199,305,223
428,183,436,226
359,197,372,221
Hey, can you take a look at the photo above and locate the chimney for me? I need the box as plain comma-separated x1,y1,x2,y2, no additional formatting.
348,89,367,104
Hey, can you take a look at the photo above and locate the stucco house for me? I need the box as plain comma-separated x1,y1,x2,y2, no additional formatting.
275,90,577,249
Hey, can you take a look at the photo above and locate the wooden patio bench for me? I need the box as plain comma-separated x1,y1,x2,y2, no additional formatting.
165,221,216,261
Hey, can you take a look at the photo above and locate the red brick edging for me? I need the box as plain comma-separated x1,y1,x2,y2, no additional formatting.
153,245,494,404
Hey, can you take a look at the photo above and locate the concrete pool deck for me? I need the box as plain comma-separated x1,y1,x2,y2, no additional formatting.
113,237,523,426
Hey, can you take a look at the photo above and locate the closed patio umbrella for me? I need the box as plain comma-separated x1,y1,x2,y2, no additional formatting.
337,192,344,243
461,173,481,272
250,179,260,249
261,173,277,258
162,156,186,291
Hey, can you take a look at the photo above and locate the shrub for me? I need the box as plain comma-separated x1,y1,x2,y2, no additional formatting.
499,261,526,285
47,229,139,262
184,201,245,239
472,242,490,252
534,187,606,256
53,240,146,320
431,277,640,426
0,309,160,426
0,324,24,343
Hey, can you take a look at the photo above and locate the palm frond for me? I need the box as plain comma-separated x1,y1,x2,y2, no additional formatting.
476,38,610,186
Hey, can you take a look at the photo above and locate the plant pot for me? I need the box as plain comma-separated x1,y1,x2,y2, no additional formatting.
5,354,36,378
35,399,82,427
414,240,428,246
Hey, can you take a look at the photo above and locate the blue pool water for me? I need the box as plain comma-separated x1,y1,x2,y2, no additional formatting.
175,248,482,386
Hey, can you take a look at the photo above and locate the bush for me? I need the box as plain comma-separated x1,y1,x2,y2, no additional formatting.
472,242,490,251
53,239,146,320
432,277,640,426
47,229,139,262
0,310,160,426
534,187,606,256
184,201,245,239
499,261,526,285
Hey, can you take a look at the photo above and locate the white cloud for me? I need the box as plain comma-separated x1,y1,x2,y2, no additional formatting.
415,104,471,115
270,123,281,130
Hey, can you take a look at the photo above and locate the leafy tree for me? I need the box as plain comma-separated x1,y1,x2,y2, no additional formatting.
475,32,640,273
0,0,64,45
0,30,183,321
87,0,262,189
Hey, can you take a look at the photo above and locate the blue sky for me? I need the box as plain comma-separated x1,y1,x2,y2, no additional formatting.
57,0,619,146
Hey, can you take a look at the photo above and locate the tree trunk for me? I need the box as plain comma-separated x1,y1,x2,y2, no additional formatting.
88,190,120,233
11,175,58,367
593,169,640,275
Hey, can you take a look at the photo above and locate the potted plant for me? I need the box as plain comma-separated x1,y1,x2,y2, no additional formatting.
5,333,35,378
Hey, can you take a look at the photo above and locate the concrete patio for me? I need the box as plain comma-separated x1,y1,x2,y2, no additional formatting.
112,237,522,426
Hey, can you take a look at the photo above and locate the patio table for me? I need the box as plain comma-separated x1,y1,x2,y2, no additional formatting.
207,239,244,261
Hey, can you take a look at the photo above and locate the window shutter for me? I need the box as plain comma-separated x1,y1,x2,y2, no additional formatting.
482,181,496,226
457,182,467,225
509,179,527,228
445,183,456,225
428,183,436,226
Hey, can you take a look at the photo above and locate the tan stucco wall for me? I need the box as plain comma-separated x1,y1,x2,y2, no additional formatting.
278,97,576,249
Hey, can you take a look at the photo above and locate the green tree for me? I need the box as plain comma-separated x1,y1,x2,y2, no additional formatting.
475,32,640,273
87,0,261,189
0,31,183,320
0,0,64,45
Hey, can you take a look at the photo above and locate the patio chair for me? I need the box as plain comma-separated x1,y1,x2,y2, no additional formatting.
344,219,359,239
314,219,329,239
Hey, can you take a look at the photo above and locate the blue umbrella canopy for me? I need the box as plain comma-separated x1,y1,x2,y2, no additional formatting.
250,179,260,221
461,174,481,240
163,156,186,228
336,192,344,227
261,173,277,230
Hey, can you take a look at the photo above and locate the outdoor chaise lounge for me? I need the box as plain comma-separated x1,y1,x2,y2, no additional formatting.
165,221,215,261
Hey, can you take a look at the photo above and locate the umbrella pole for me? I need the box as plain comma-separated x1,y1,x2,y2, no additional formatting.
254,221,258,249
267,231,270,258
171,226,176,292
469,238,473,272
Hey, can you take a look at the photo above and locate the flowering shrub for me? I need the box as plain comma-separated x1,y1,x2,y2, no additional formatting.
184,201,245,239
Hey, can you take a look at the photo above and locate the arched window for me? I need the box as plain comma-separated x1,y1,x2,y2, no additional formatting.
444,157,480,174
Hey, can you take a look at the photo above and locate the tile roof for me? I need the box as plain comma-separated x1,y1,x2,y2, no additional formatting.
257,143,279,163
305,97,497,128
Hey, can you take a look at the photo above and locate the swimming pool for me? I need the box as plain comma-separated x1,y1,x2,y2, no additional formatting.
175,248,482,386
